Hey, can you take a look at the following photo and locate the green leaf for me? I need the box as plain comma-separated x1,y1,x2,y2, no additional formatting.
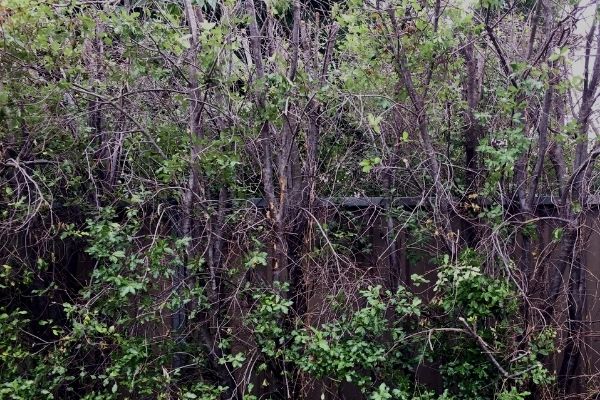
552,227,563,242
367,113,382,134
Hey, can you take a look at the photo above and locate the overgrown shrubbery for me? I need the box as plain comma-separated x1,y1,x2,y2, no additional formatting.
2,0,600,398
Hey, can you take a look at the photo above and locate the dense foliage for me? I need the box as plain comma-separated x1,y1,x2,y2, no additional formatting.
1,0,600,398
